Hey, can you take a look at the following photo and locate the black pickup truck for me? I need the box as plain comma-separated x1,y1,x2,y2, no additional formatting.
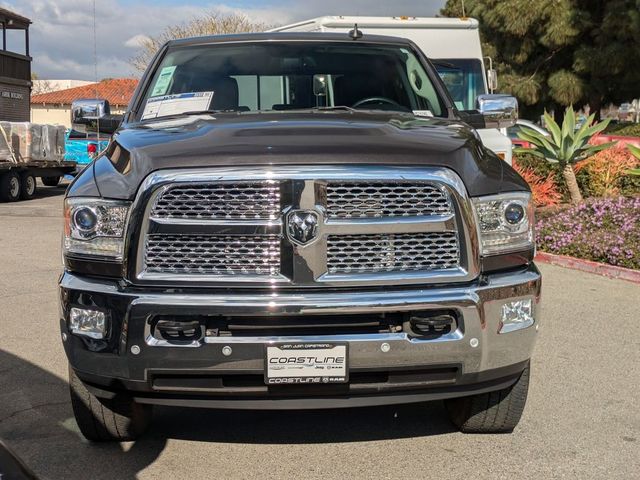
59,32,541,441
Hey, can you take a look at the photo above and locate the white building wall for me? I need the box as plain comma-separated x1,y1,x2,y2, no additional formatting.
30,104,127,128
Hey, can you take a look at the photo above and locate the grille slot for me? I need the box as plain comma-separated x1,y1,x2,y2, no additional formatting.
326,182,452,218
152,182,280,220
145,235,280,275
327,233,459,274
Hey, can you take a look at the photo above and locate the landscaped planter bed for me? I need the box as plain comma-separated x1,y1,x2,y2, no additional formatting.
535,196,640,271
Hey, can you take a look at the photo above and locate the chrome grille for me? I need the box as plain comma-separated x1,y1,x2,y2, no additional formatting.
326,233,459,274
145,235,280,275
136,166,477,286
326,182,452,218
152,182,280,220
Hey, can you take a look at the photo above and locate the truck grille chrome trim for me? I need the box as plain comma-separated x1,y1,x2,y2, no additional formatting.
327,232,459,274
131,166,480,287
326,182,452,218
151,182,280,220
145,234,280,275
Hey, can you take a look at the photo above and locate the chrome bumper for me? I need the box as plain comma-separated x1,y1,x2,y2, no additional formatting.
60,265,541,382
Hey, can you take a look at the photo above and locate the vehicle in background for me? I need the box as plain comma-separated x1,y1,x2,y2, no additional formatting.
269,16,515,164
65,99,120,175
507,119,550,149
0,122,76,201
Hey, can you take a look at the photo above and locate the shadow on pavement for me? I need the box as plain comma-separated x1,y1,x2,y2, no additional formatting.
0,348,455,479
32,184,69,200
0,349,166,480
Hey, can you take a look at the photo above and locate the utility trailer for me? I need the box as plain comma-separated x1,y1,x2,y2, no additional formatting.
0,159,77,201
0,122,76,201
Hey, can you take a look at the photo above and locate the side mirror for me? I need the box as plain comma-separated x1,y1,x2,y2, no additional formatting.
477,94,518,128
71,99,110,133
486,69,498,93
71,99,122,135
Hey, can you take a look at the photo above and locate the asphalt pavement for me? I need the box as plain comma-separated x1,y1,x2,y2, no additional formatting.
0,184,638,479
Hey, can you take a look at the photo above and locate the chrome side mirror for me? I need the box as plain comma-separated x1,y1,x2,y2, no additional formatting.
477,94,518,128
71,99,111,133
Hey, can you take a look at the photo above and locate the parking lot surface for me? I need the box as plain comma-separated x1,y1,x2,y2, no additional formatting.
0,186,638,479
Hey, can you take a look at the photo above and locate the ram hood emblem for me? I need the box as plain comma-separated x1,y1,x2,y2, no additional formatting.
286,210,320,245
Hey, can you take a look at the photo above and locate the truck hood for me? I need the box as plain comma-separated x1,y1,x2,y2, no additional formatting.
70,111,527,200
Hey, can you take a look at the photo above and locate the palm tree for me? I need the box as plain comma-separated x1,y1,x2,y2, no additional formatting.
515,106,614,204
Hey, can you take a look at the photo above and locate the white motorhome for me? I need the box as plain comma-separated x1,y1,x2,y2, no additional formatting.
270,16,514,164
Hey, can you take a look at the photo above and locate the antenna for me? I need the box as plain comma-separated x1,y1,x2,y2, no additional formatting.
461,0,466,17
348,24,363,40
92,0,99,136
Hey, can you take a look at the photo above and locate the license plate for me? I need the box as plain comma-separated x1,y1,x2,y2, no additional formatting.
265,343,348,385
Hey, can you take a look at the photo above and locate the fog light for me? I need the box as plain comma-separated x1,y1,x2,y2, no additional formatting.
69,307,108,339
499,299,534,334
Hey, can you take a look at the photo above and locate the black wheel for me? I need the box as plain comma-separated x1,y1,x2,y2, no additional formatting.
69,365,152,442
0,171,21,202
41,176,61,187
19,173,36,200
444,364,530,433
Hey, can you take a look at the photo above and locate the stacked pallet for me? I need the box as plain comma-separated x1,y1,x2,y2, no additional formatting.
0,122,66,164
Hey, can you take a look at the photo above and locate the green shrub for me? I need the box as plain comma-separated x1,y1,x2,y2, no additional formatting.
604,122,640,137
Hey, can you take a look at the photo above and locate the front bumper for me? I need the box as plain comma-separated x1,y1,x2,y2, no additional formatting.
59,264,541,409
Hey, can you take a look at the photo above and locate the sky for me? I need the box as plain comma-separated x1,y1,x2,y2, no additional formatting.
1,0,447,81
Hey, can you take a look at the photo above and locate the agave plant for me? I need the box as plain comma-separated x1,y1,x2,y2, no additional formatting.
629,144,640,176
514,106,614,204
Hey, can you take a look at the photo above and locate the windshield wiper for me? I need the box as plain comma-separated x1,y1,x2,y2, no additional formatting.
175,109,240,116
310,106,357,113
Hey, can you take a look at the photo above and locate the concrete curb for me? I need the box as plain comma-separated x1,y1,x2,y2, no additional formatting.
535,251,640,284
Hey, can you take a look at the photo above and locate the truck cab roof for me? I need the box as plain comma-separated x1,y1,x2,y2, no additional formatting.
166,31,418,48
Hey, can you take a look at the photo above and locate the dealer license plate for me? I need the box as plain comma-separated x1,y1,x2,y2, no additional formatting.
265,343,348,385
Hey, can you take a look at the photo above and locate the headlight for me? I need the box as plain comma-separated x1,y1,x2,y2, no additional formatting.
63,198,130,260
472,192,534,256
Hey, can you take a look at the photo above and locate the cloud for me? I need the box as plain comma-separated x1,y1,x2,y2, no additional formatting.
1,0,445,80
124,34,150,49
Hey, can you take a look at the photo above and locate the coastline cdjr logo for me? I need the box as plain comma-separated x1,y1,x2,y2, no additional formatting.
269,356,345,365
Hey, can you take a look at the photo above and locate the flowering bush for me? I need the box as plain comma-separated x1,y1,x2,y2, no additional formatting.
574,144,639,197
512,159,562,207
536,197,640,269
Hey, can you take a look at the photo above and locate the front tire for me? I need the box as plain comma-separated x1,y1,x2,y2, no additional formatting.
444,364,530,433
69,366,152,442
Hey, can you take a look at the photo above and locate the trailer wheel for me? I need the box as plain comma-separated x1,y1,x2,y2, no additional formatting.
0,171,21,202
20,173,36,200
42,176,61,187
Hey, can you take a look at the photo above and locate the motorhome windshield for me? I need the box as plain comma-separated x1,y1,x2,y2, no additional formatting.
434,59,485,111
137,42,447,120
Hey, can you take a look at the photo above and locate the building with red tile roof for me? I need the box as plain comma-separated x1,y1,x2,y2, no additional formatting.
30,78,138,127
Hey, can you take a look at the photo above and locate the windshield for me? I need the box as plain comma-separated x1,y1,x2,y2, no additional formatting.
434,59,485,111
137,42,446,120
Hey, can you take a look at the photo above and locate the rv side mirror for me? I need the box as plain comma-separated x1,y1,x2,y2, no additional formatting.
487,69,498,93
477,94,518,128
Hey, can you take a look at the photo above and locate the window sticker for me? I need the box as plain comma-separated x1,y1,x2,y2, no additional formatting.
150,66,177,97
141,91,214,120
413,110,433,117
